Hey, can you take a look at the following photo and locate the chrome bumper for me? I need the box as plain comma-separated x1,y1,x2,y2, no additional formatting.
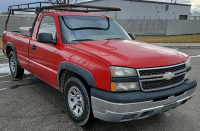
91,88,195,122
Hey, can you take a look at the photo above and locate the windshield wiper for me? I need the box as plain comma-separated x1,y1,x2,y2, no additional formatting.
71,27,106,30
70,39,95,43
105,38,125,40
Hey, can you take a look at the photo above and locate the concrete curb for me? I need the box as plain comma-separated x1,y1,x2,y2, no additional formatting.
0,56,7,59
162,46,200,49
153,43,200,49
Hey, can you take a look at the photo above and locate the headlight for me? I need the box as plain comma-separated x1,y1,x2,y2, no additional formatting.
185,57,191,80
111,82,140,92
109,66,137,77
186,57,191,68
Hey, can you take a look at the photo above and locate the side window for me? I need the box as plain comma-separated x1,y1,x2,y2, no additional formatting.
165,5,169,11
38,16,57,39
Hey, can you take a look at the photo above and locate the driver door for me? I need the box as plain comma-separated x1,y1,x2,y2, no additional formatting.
29,15,59,88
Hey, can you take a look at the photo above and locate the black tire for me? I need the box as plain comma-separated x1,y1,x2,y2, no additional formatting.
8,51,24,78
64,77,92,126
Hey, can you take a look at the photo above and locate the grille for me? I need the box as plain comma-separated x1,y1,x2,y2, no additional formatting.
141,74,185,91
139,64,186,77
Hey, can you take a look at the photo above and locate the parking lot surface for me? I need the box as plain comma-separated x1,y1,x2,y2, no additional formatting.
0,48,200,131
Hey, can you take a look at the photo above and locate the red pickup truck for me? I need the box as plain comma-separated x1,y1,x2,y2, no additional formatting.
2,4,197,126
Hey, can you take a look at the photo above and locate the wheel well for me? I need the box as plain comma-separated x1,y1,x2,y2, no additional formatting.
59,69,91,93
6,46,13,57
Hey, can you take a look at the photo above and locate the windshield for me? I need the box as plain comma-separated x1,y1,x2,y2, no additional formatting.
59,16,131,43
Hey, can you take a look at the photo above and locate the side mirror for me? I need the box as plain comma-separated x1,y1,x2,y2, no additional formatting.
37,33,57,44
128,33,135,40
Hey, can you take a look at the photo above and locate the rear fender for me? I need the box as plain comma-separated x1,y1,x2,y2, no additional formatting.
6,42,19,65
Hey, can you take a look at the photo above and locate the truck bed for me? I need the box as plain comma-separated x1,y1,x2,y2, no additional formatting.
3,31,31,70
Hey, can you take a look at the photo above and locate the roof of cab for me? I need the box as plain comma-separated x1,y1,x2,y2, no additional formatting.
53,12,108,17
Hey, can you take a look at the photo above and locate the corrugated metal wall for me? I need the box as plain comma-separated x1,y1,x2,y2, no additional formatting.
116,19,167,35
81,0,191,20
166,20,200,35
117,19,200,36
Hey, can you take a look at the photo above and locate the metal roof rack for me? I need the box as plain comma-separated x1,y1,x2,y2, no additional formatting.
8,2,57,12
8,2,121,13
46,4,121,12
5,2,121,31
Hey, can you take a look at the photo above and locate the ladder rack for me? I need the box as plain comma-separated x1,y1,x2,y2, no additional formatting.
5,2,121,33
8,2,56,12
8,2,121,13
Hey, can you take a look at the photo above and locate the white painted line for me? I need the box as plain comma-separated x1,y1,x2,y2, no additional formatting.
24,77,33,80
164,111,171,118
0,88,8,91
191,55,200,58
0,81,11,84
0,63,30,75
0,58,8,61
24,70,30,74
0,67,10,74
0,74,10,78
0,63,9,68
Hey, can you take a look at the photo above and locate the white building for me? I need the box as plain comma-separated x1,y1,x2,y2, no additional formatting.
81,0,191,20
190,14,200,20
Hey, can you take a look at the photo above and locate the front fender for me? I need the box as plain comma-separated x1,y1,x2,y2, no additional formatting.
57,62,96,89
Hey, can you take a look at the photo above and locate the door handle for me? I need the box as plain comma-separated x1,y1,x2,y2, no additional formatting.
32,45,36,50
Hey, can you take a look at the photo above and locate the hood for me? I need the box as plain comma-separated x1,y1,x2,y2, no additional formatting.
67,40,188,68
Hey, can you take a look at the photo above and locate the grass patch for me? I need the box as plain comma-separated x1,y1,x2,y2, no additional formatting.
0,37,2,49
136,34,200,43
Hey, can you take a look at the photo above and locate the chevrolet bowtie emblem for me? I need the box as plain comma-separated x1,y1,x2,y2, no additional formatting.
163,72,175,80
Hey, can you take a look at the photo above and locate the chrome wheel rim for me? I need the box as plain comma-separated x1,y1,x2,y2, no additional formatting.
68,86,84,117
10,56,15,73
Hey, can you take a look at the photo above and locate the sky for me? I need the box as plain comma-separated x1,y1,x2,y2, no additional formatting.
0,0,199,13
160,0,200,12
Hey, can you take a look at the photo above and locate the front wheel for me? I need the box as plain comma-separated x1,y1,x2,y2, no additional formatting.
64,77,92,126
8,51,24,78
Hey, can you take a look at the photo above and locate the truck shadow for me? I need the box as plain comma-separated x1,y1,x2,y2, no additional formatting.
81,113,166,131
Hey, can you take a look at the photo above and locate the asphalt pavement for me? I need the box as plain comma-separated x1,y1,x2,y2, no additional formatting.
0,48,200,131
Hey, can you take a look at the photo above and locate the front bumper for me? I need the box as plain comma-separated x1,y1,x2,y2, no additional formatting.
91,78,197,122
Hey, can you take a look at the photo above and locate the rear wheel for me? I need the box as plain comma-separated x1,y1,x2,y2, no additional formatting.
8,51,24,78
64,77,92,126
